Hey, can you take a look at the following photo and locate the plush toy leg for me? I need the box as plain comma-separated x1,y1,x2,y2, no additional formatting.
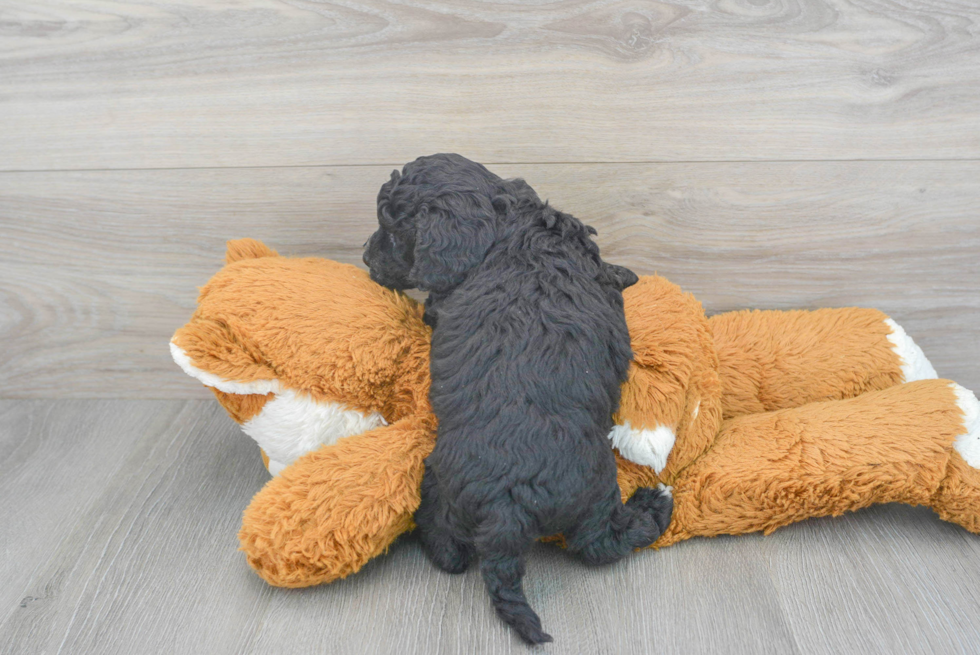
933,384,980,532
655,379,980,547
238,417,434,587
934,451,980,533
709,308,935,419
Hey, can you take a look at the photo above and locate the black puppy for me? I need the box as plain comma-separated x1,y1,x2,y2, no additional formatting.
363,154,672,644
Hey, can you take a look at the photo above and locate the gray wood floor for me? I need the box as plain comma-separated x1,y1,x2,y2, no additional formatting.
2,0,980,652
3,400,980,655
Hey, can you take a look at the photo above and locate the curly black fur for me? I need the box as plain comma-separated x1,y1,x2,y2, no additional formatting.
363,154,673,645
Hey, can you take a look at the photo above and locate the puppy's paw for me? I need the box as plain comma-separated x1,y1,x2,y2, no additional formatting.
420,537,474,575
627,484,674,539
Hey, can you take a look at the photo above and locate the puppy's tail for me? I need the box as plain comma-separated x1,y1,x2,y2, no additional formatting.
480,551,553,645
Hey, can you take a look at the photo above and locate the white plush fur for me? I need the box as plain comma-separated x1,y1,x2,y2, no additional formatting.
242,389,387,471
169,341,281,395
607,421,676,474
884,319,938,382
951,383,980,469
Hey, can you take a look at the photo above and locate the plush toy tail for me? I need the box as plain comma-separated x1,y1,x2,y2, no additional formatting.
225,238,278,264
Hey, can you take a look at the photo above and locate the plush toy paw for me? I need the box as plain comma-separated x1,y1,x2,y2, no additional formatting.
627,484,674,544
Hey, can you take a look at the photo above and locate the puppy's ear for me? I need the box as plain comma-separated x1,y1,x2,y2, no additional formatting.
545,210,637,291
376,169,402,222
599,262,639,291
409,195,496,293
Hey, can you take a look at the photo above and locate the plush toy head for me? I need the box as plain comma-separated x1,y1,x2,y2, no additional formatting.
171,239,432,474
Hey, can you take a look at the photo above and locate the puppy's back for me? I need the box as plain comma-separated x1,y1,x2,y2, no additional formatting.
427,232,632,530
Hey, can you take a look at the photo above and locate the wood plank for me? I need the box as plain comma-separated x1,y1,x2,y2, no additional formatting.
0,399,274,655
240,533,803,655
1,161,977,398
2,0,979,170
3,400,980,654
769,505,980,654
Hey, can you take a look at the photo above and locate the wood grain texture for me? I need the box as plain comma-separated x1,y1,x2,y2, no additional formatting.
0,400,273,655
2,0,980,170
2,399,980,654
1,161,977,399
769,509,980,654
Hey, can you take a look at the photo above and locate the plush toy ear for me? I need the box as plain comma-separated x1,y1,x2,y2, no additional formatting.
225,238,278,264
409,198,496,293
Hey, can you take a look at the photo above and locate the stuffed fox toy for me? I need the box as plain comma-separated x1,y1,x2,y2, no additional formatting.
171,239,980,588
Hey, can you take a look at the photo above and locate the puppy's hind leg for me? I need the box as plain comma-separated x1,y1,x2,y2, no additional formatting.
476,510,553,645
415,461,474,574
565,484,673,565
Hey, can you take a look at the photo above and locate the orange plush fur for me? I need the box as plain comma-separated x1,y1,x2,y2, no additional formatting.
171,240,980,587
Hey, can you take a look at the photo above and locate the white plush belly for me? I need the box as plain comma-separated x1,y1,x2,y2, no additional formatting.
242,390,386,475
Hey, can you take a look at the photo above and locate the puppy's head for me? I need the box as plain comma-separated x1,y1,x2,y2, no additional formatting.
363,153,638,295
363,153,503,293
